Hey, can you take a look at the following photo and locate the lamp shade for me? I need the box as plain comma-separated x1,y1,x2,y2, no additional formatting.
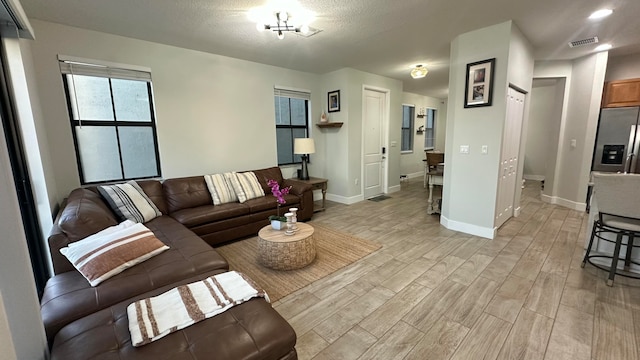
294,138,315,154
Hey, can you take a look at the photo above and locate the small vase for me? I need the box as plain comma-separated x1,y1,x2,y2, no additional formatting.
289,207,298,230
271,219,285,230
320,111,328,123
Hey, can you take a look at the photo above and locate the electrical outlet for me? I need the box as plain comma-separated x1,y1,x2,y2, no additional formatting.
391,141,397,147
570,139,577,148
481,145,488,154
460,145,470,154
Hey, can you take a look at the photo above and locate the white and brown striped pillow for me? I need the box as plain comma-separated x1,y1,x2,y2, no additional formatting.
204,173,238,205
227,172,265,203
60,220,169,286
98,181,162,223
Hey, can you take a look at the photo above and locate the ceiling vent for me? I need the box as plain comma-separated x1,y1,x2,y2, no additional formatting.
568,36,599,48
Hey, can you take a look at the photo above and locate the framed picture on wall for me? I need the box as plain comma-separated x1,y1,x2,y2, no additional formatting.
328,90,340,112
464,58,495,108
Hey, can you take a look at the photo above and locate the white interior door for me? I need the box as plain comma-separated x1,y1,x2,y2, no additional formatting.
496,87,526,228
363,89,386,199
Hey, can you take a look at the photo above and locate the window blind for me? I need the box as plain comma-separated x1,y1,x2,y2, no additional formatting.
274,88,311,100
59,61,151,82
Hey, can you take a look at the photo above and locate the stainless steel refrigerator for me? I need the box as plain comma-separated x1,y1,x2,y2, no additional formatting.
592,107,640,173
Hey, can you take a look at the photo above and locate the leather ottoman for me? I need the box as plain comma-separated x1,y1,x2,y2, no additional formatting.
50,276,297,360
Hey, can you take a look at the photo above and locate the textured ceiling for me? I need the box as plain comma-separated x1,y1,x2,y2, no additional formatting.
19,0,640,99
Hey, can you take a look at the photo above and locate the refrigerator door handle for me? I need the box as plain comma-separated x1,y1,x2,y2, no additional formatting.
626,125,637,173
633,125,640,173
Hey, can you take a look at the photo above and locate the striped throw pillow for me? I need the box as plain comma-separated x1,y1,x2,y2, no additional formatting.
227,172,265,203
98,181,162,223
204,173,238,205
60,220,169,286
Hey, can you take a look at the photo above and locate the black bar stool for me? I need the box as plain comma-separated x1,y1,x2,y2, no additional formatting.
582,173,640,286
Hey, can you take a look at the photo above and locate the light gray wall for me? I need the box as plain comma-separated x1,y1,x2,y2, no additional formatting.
400,92,445,178
559,52,608,208
27,20,324,205
0,67,47,360
442,20,533,238
531,54,607,210
605,52,640,81
524,80,559,178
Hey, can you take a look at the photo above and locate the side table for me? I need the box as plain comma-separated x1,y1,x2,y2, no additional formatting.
257,223,316,270
288,177,328,212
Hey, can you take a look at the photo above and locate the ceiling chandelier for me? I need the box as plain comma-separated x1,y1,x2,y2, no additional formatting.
411,65,428,79
258,11,310,39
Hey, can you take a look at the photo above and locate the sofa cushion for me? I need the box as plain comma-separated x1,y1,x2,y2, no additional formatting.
204,173,238,205
58,188,119,243
244,194,300,213
171,203,250,227
98,181,162,223
253,166,285,193
60,220,169,286
228,172,265,203
137,180,168,215
163,176,212,213
41,216,229,343
51,274,297,360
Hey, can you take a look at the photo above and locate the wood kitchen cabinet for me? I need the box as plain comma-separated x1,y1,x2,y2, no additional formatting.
602,78,640,108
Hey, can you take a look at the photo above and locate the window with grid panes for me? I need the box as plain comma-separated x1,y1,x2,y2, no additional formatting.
274,88,310,165
401,105,415,152
60,60,161,184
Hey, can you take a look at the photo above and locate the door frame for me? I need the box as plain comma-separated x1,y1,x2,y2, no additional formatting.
361,85,390,197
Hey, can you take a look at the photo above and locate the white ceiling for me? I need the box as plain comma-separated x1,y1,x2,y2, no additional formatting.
19,0,640,99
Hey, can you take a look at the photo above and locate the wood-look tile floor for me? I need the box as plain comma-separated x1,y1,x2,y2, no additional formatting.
272,180,640,360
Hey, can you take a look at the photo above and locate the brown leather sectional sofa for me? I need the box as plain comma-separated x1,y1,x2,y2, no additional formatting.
42,166,313,359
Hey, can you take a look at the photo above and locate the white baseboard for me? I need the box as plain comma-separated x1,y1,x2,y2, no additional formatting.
326,193,364,205
440,215,496,239
523,174,545,181
514,206,521,217
540,194,586,211
388,185,401,193
405,171,423,179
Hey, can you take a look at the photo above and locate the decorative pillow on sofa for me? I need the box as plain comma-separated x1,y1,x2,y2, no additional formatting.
60,220,169,286
227,172,265,203
98,181,162,223
204,173,238,205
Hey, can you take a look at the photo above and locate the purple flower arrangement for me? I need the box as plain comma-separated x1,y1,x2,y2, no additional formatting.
267,179,292,221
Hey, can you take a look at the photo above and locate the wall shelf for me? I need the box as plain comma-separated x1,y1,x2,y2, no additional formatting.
316,122,343,128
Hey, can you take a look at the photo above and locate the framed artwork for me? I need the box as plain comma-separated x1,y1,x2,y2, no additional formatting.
464,58,495,108
328,90,340,112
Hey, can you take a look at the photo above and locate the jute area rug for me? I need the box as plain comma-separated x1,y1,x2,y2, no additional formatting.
215,224,381,302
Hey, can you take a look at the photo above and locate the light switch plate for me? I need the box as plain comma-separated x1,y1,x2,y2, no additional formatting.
460,145,470,154
481,145,488,154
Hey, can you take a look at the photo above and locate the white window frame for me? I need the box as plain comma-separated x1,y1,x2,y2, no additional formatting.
424,108,436,151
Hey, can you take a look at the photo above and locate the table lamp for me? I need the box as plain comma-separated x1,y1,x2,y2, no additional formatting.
294,138,315,180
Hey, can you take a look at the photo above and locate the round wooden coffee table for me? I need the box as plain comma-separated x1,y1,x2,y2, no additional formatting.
257,223,316,270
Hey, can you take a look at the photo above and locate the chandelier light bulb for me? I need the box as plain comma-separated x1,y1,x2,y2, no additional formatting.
589,9,613,19
256,23,266,32
410,65,428,79
277,31,285,40
278,11,288,22
300,24,309,34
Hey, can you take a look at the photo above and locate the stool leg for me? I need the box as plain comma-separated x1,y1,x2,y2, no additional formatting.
582,221,599,268
608,233,624,287
624,234,634,271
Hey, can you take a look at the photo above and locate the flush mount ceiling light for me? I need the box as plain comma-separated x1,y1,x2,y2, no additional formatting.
410,65,428,79
249,2,315,40
589,9,613,19
595,43,613,51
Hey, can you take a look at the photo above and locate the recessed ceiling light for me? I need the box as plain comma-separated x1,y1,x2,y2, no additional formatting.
589,9,613,19
595,44,612,51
